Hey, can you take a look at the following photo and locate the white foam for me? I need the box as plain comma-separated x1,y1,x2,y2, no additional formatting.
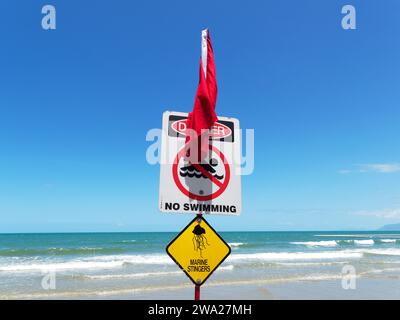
0,260,125,272
276,261,348,266
86,270,182,280
381,239,397,243
8,247,400,273
294,274,344,281
0,254,172,272
291,241,338,247
0,254,235,273
90,254,171,264
84,264,235,280
354,240,374,245
363,248,400,256
220,264,235,271
228,242,245,247
315,234,400,238
363,267,400,274
227,251,362,262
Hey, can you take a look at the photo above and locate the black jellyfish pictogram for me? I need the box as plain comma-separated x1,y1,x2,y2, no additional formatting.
192,224,209,257
180,158,224,180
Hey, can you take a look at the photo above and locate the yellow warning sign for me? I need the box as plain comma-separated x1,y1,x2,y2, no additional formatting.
166,216,231,286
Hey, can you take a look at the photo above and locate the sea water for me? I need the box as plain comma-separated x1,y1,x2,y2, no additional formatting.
1,231,400,299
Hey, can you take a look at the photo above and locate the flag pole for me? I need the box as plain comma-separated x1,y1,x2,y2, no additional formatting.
195,212,202,301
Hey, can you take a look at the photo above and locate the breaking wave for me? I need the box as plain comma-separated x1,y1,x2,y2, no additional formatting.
291,239,399,247
291,241,338,247
0,247,126,257
228,242,245,247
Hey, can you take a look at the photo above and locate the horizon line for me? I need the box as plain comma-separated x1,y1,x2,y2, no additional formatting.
0,229,392,235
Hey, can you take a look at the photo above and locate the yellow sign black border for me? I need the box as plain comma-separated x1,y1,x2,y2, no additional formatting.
165,215,232,286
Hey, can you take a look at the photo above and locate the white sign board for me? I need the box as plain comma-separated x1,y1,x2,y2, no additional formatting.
159,111,241,215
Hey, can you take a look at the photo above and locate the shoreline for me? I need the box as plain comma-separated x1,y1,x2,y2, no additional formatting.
2,274,400,300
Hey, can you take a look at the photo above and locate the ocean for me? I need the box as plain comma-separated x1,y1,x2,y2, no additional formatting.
1,231,400,299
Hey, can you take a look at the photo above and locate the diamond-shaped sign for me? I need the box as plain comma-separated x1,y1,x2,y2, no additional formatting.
166,216,231,286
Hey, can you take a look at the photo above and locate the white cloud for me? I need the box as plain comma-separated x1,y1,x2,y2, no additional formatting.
355,208,400,219
359,163,400,173
339,163,400,174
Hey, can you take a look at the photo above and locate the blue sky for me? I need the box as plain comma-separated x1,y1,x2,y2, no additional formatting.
0,0,399,232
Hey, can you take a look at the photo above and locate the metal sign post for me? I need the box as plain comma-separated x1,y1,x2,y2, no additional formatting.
195,285,200,301
195,213,202,301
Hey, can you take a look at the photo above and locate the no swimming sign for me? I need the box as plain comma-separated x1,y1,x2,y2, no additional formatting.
159,111,242,215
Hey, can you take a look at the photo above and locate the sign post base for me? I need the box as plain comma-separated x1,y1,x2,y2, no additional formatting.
195,285,200,301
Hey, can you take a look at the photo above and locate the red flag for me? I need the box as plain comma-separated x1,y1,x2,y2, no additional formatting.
185,29,218,162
